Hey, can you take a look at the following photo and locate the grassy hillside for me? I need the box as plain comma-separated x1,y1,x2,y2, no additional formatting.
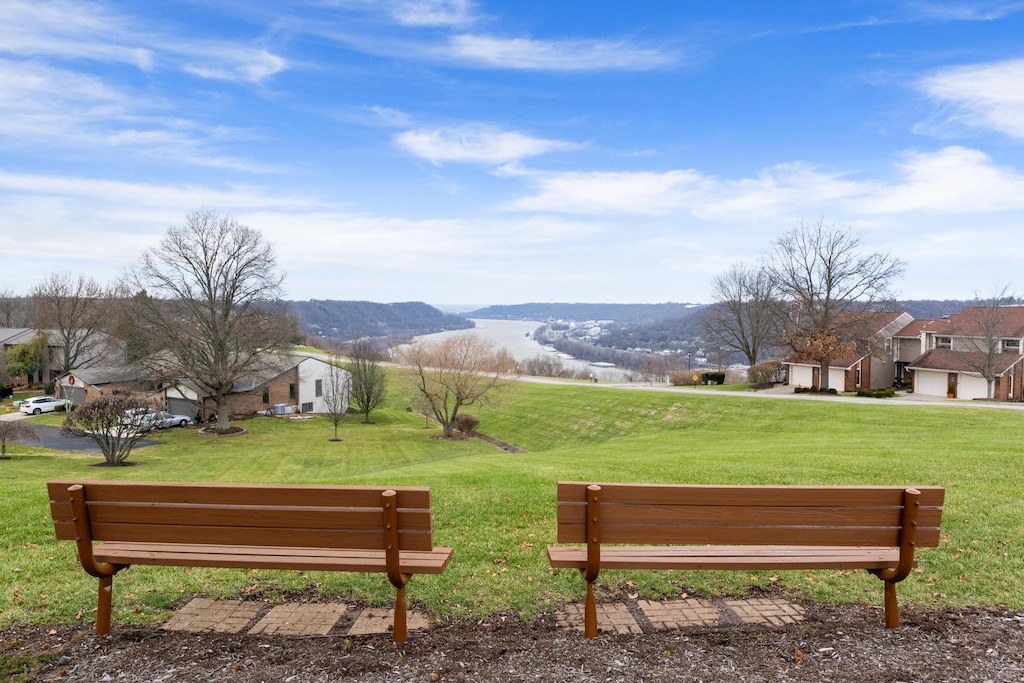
2,375,1022,630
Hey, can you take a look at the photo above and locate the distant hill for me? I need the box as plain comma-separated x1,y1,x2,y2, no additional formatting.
288,300,472,344
466,302,703,324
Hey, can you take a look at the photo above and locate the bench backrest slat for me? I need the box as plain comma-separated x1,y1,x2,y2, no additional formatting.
48,480,437,552
556,482,944,548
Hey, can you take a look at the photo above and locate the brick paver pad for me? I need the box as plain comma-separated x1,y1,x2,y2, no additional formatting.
162,598,261,633
249,603,349,636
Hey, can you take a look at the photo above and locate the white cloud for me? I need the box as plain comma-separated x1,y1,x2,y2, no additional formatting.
0,0,287,84
391,0,476,27
859,146,1024,213
447,34,677,71
395,125,579,164
504,147,1024,220
920,58,1024,139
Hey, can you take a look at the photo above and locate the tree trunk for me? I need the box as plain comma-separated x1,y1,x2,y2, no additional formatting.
819,362,831,390
215,398,231,431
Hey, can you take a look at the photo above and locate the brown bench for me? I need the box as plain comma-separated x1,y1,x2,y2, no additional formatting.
548,481,944,637
47,480,453,642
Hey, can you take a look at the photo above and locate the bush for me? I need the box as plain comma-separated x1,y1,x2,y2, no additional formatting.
455,412,480,437
794,386,838,395
669,372,698,386
747,361,783,388
43,381,55,396
701,371,726,385
857,388,896,399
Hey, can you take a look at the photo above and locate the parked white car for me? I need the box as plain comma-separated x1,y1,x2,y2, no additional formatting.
122,409,193,431
19,396,71,415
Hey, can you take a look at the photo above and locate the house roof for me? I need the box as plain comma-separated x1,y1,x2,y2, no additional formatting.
893,319,933,338
925,307,1024,339
56,366,149,387
785,353,868,370
908,349,1024,375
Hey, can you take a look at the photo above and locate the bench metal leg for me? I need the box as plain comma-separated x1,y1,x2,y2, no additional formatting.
884,581,900,628
584,581,598,638
96,575,113,636
393,586,408,643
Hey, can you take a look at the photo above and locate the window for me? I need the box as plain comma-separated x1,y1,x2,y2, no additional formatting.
935,336,951,349
315,379,323,398
301,402,314,413
884,337,892,353
289,383,296,401
1004,339,1021,353
262,388,270,404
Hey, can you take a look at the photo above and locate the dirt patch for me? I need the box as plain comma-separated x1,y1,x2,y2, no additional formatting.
4,598,1022,682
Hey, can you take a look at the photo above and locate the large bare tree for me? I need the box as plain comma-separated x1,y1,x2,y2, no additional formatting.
701,262,779,367
123,211,291,431
30,271,115,376
403,333,515,438
764,220,905,390
0,288,27,327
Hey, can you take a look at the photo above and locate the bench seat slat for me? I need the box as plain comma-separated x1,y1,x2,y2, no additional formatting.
95,542,453,574
557,523,940,547
548,545,902,570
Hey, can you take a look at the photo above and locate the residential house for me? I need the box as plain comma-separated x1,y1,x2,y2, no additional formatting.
784,312,914,391
1,327,125,387
53,366,158,405
904,306,1024,401
163,355,348,420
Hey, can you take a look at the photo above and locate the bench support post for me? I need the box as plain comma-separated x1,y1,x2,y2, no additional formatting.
583,485,602,638
97,575,113,636
382,490,411,643
869,488,922,629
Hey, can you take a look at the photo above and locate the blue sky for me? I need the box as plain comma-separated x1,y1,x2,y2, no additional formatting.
2,1,1022,306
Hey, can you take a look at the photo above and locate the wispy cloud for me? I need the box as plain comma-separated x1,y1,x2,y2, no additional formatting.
503,146,1024,219
0,0,288,84
391,0,477,27
919,58,1024,139
907,1,1024,21
395,125,580,164
446,34,677,71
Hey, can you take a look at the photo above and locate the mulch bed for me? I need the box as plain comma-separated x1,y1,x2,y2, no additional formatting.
4,598,1022,682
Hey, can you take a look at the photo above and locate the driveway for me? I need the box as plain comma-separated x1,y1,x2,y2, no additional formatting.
0,412,160,453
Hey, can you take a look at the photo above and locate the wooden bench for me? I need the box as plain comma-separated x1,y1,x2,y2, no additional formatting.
548,481,944,637
47,480,453,643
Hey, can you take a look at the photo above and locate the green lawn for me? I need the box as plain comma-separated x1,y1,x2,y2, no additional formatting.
2,375,1022,631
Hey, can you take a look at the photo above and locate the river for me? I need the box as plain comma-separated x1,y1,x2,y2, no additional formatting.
409,319,630,381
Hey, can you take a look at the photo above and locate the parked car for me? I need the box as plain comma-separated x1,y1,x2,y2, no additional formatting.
121,409,193,431
153,412,194,429
20,396,71,415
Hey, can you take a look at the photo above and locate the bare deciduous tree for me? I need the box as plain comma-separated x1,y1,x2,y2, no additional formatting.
347,340,387,424
0,288,27,327
123,211,292,432
30,271,116,376
701,262,779,367
0,420,41,459
322,356,351,441
403,334,515,438
949,284,1019,400
764,219,905,390
62,395,161,465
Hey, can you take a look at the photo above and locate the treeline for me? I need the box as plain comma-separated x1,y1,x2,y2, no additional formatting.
468,302,701,324
289,300,472,344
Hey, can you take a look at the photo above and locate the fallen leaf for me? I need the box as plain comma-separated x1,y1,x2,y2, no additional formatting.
795,650,804,663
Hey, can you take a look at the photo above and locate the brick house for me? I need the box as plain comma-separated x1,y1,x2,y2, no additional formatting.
784,312,914,391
